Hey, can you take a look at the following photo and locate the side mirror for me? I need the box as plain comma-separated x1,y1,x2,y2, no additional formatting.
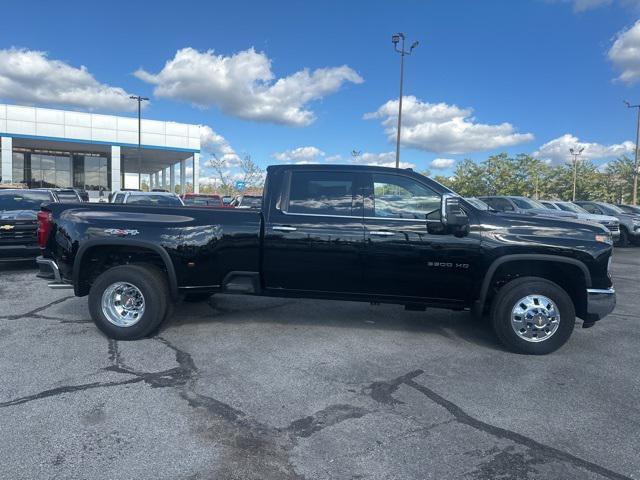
441,195,468,226
441,195,469,236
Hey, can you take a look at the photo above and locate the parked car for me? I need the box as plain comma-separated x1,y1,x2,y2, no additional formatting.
36,164,616,355
230,194,262,209
110,191,184,206
616,204,640,215
0,189,56,262
540,200,620,243
478,196,578,219
575,201,640,247
182,193,230,208
222,196,233,206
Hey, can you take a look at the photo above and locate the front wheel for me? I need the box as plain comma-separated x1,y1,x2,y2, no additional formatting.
490,277,575,355
88,264,169,340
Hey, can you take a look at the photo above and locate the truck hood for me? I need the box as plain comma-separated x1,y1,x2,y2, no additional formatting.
525,208,577,218
0,209,37,221
575,213,618,224
481,211,609,244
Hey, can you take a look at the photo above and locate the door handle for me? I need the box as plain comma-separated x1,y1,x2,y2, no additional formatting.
368,230,395,236
272,225,297,232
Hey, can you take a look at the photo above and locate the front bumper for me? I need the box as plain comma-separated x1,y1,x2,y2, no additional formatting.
0,244,40,261
585,288,616,322
36,256,73,290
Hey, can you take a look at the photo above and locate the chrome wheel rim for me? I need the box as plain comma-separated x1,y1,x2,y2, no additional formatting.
101,282,145,327
510,295,560,343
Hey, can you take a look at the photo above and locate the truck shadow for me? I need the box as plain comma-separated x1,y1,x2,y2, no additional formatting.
161,294,506,353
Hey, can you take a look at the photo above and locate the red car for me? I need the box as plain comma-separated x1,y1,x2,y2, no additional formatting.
181,193,233,208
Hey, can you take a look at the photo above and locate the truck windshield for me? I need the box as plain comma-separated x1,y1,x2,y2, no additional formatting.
0,191,52,211
184,196,222,206
465,197,490,210
557,202,588,214
511,197,546,210
126,195,183,206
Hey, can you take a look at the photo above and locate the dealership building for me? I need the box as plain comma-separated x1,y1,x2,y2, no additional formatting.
0,103,201,198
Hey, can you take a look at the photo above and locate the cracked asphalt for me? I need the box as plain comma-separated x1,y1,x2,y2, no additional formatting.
0,249,638,480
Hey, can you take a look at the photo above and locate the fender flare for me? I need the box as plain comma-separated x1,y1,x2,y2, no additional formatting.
475,254,592,314
73,238,179,299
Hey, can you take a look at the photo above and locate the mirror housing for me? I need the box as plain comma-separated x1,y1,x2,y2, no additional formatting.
441,194,469,234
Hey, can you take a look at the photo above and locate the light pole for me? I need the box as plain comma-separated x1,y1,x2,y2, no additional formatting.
391,33,418,169
569,146,584,201
130,95,149,189
624,100,640,205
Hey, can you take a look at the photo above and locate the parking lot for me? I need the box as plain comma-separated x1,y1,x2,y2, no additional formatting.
0,249,637,480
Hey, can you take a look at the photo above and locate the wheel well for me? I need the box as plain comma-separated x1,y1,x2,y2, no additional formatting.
484,260,588,319
76,245,169,297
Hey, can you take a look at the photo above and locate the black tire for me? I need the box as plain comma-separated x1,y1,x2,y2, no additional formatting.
617,227,629,247
183,292,213,303
490,276,575,355
88,264,169,340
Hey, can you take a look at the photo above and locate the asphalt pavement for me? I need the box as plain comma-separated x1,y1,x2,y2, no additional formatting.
0,249,638,480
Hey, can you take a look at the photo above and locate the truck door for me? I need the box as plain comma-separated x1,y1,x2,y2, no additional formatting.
361,172,481,304
262,169,365,294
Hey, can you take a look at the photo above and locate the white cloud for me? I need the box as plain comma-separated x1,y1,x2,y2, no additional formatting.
532,134,634,165
136,47,363,126
350,151,416,169
430,158,456,170
550,0,640,11
272,146,325,164
364,96,534,154
199,125,241,167
0,48,136,112
609,20,640,84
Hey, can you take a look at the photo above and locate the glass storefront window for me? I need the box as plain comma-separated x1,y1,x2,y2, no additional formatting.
12,148,109,190
12,152,25,184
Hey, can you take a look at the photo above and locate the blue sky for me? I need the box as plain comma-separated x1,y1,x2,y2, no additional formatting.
0,0,639,181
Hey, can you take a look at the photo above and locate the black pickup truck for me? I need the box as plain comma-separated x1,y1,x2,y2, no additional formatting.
36,164,616,354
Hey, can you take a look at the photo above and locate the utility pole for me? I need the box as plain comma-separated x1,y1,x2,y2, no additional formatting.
391,33,418,169
624,101,640,205
130,95,149,189
569,146,584,202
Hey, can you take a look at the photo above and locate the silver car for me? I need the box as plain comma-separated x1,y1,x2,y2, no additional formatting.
478,196,578,219
540,200,620,243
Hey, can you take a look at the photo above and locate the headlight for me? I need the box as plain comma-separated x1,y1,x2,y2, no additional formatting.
595,233,612,244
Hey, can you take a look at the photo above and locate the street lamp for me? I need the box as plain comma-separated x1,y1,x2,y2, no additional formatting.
391,32,418,169
569,146,584,201
624,100,640,205
130,95,149,189
351,150,362,163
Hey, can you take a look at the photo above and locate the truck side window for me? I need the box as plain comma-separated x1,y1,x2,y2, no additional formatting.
583,204,602,214
487,198,513,212
372,174,440,220
113,193,124,204
287,171,356,216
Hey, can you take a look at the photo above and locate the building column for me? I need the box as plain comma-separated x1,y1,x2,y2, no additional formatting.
180,159,186,195
193,153,200,194
169,164,176,194
154,172,160,190
111,146,121,192
1,137,13,184
161,168,167,190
